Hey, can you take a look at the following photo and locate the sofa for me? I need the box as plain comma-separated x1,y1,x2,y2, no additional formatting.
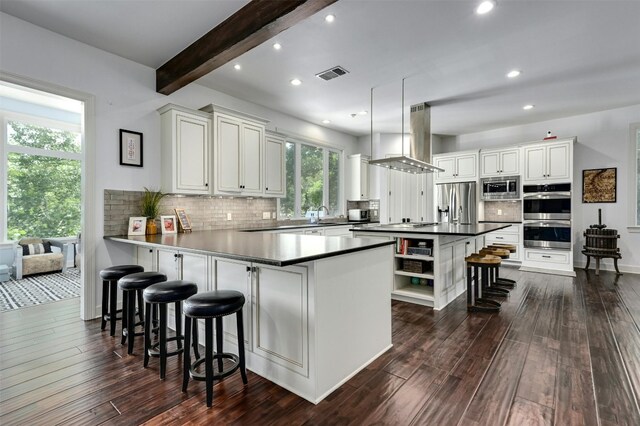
14,237,69,279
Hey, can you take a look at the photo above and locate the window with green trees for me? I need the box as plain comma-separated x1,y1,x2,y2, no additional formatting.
5,120,81,240
278,140,342,219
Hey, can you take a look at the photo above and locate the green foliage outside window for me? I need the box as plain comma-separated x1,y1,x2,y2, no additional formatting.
280,142,296,218
301,144,323,215
6,122,81,240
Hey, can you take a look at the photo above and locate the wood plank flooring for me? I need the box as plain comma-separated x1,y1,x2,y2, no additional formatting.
2,268,640,425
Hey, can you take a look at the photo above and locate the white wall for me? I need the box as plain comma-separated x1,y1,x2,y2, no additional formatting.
439,103,640,273
0,12,359,312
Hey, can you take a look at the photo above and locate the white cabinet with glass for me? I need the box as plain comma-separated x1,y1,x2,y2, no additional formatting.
433,151,479,183
523,139,573,183
347,154,369,200
158,104,212,195
480,147,520,177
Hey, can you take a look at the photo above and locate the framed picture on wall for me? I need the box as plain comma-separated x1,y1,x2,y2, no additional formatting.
119,129,143,167
582,167,617,203
160,215,177,234
174,208,192,233
128,217,146,235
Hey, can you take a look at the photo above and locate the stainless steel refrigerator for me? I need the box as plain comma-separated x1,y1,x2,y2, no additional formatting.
436,182,477,224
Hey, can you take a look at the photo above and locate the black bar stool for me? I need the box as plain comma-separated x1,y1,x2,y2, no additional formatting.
143,280,199,379
99,265,144,336
118,272,167,354
465,254,502,313
182,290,248,407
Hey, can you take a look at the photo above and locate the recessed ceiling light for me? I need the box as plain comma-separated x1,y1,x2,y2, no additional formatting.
322,119,331,124
523,104,534,110
273,43,282,50
325,14,335,23
476,0,495,15
507,70,521,78
358,110,368,116
290,78,302,86
233,64,241,70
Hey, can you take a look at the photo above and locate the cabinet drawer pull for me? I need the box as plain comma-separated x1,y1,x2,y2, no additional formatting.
496,236,504,239
542,255,551,258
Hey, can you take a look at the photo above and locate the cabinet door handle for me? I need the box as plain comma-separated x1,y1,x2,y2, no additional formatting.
266,187,269,191
205,183,209,187
246,266,251,272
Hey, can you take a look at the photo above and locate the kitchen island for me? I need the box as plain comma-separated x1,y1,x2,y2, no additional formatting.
353,222,510,309
105,231,395,404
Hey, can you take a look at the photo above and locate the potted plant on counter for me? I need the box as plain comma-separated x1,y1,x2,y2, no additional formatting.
141,187,166,235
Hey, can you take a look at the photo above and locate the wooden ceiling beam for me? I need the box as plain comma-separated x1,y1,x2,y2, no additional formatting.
156,0,338,95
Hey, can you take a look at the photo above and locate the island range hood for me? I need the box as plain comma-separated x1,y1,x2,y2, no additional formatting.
369,101,444,174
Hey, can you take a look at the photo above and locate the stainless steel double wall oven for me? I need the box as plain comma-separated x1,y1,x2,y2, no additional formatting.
523,183,571,250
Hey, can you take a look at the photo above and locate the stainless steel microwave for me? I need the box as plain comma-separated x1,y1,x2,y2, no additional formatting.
480,176,520,200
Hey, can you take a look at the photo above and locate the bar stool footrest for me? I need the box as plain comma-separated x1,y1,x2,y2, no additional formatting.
190,353,240,381
496,278,516,287
148,336,184,358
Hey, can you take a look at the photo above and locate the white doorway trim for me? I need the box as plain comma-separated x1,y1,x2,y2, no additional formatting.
0,70,97,321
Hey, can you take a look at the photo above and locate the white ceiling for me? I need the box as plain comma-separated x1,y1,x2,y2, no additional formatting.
3,0,640,137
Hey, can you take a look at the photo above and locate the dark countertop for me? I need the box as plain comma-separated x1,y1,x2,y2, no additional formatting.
105,230,394,267
350,222,511,236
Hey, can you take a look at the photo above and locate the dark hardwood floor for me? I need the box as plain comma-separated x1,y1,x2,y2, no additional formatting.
2,268,640,425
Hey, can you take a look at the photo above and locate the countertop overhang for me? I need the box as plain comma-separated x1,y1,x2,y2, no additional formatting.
350,222,511,236
105,230,395,267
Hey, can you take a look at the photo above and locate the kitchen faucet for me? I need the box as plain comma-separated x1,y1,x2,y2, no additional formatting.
317,205,329,223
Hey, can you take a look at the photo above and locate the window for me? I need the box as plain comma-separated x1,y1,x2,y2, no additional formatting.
278,140,343,219
3,117,82,240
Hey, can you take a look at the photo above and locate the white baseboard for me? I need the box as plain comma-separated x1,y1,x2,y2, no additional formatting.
519,265,576,277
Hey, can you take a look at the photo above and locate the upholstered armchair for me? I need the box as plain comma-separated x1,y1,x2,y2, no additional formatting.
14,237,69,279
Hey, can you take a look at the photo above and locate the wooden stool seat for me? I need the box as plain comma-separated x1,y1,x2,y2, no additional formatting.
479,247,510,258
487,243,517,253
465,254,501,265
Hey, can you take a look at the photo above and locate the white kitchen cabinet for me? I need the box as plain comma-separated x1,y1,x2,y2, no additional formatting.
433,151,478,183
523,139,572,183
158,104,212,195
480,147,520,177
253,264,308,376
347,154,369,200
201,105,268,196
264,132,286,197
156,248,209,293
485,224,521,262
387,170,430,223
136,246,155,271
212,258,252,348
322,225,353,237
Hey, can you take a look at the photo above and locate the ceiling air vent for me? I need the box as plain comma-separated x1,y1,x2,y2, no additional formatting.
315,66,349,81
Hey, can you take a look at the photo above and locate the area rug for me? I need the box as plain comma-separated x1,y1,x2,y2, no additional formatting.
0,268,80,311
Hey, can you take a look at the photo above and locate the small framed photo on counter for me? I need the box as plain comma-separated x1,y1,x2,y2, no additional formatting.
161,215,177,234
119,129,143,167
174,208,192,233
128,216,146,235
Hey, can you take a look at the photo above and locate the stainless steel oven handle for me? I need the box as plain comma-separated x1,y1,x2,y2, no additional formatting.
523,192,571,199
523,220,571,227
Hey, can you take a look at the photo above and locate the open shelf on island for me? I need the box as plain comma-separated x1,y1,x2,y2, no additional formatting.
394,253,435,261
392,285,434,302
394,270,435,279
